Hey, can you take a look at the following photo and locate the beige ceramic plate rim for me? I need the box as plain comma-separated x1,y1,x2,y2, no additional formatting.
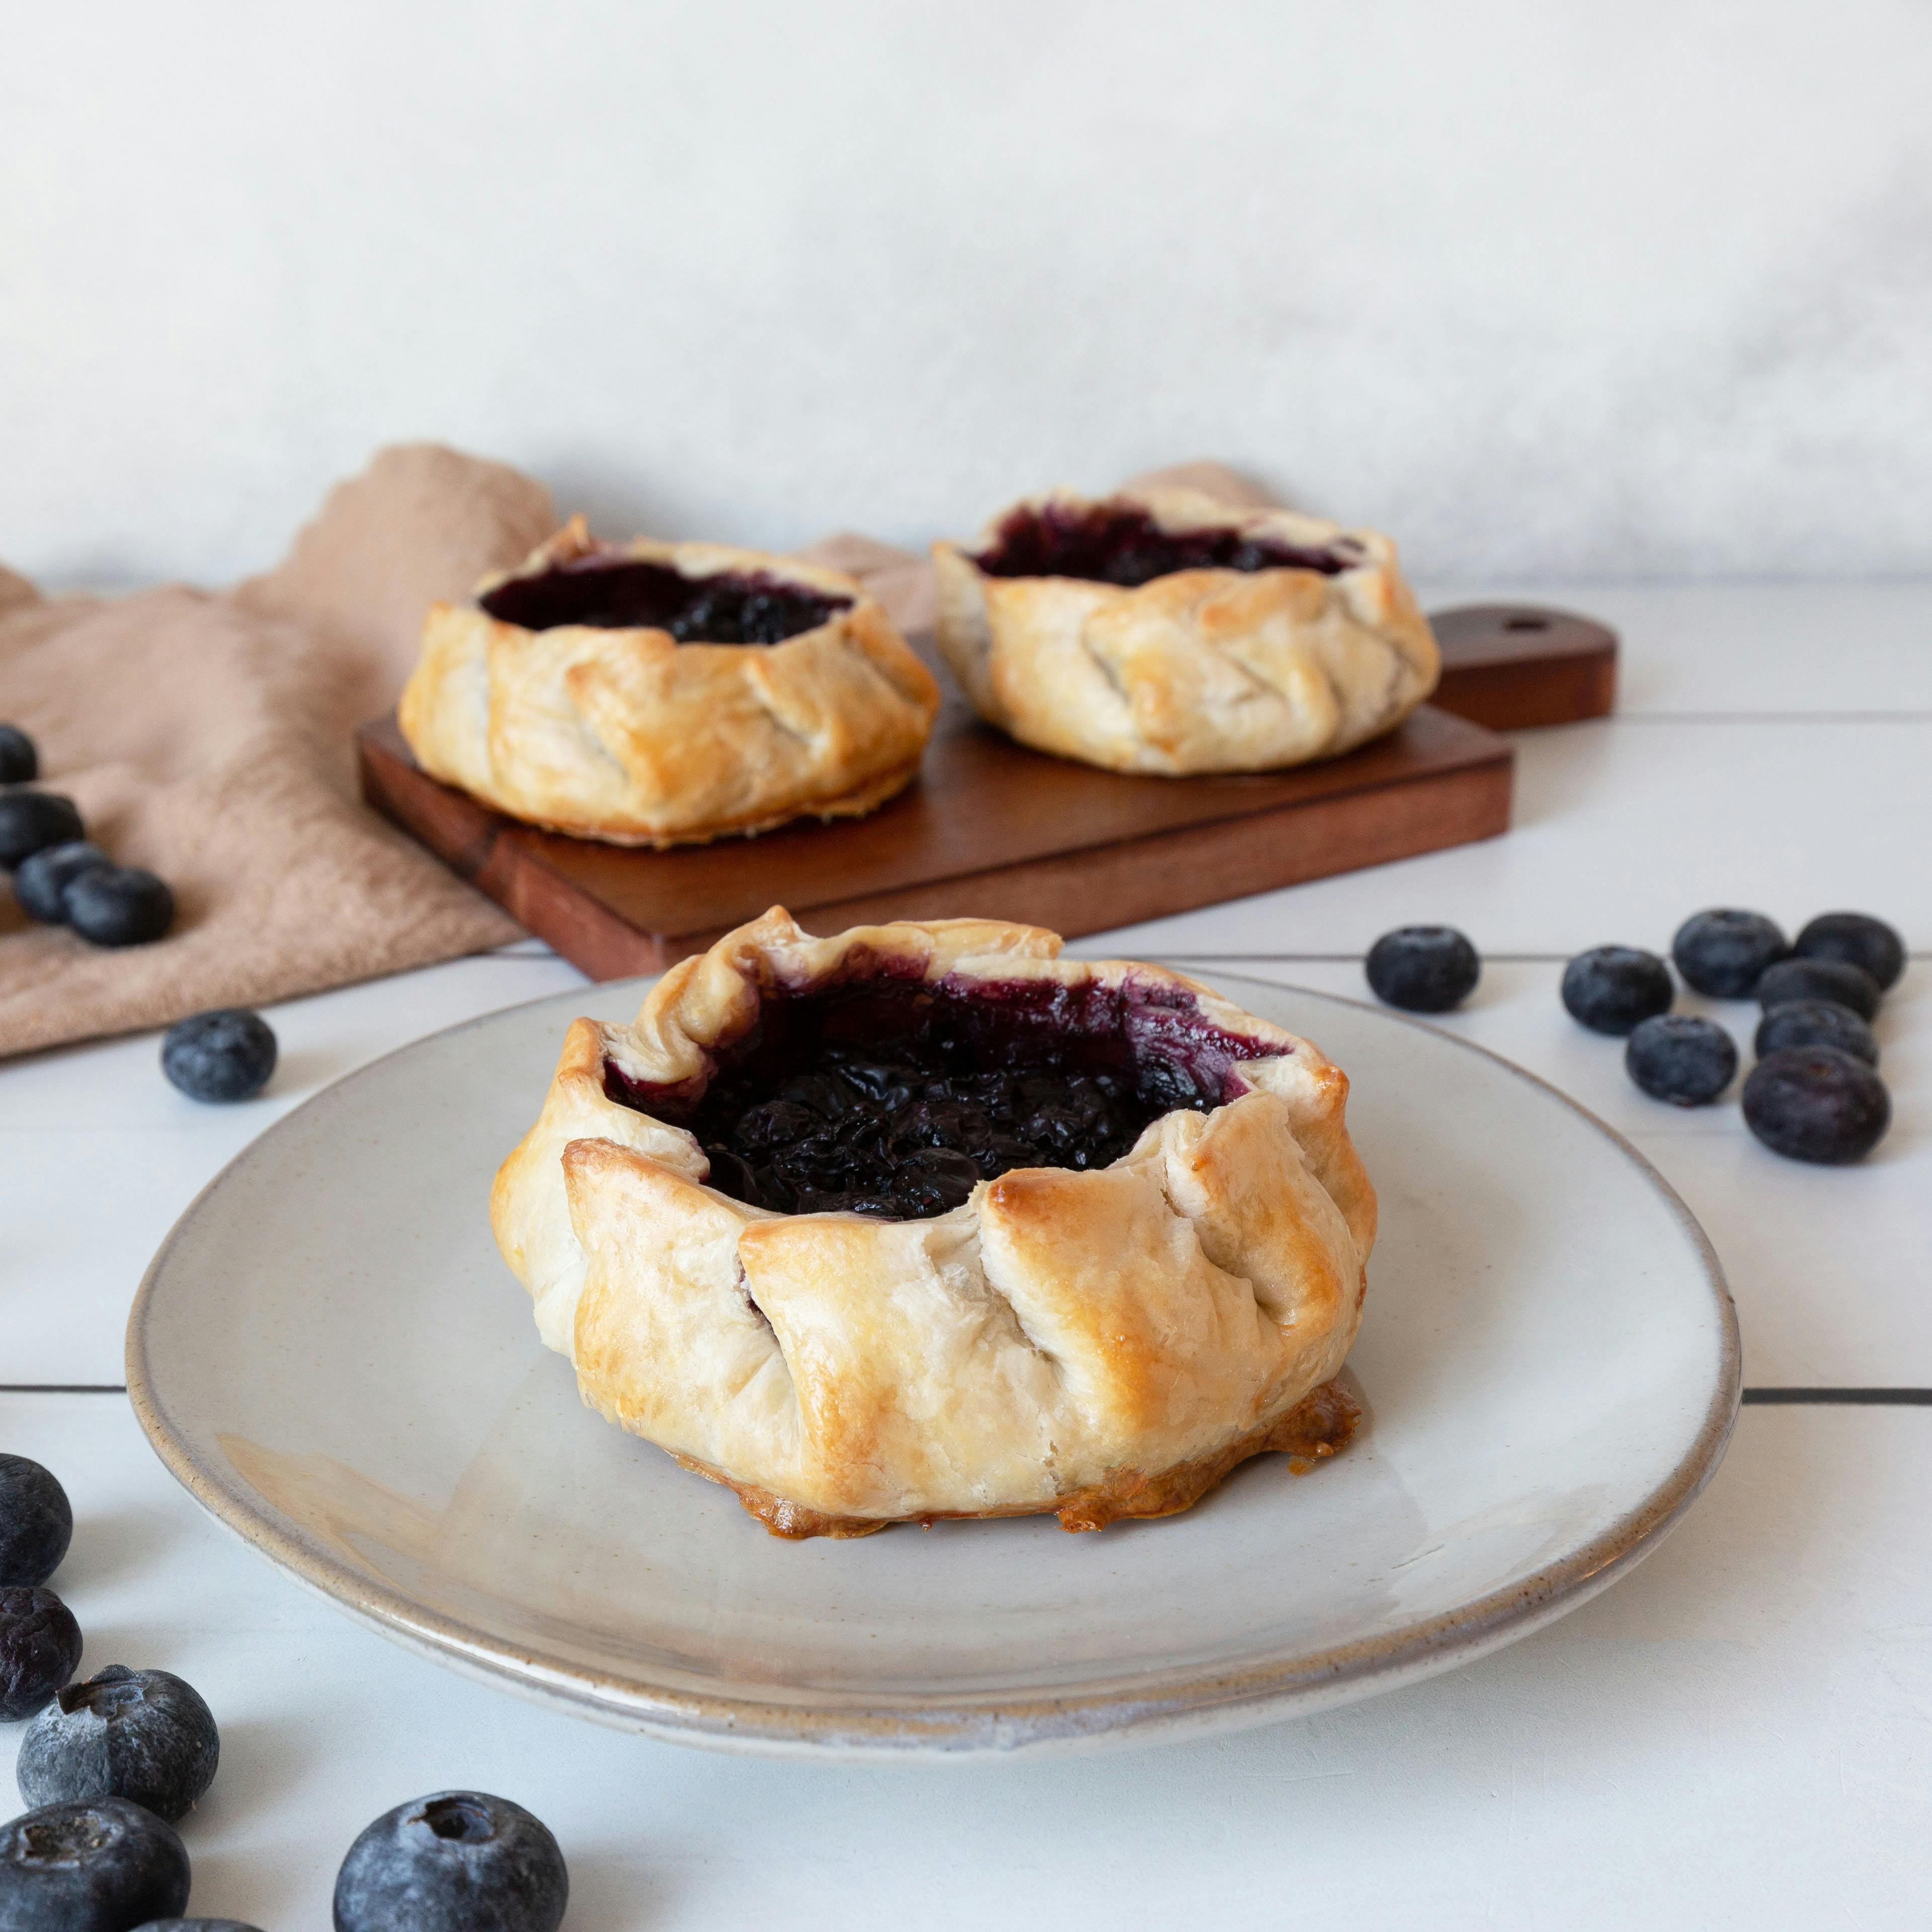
126,974,1741,1759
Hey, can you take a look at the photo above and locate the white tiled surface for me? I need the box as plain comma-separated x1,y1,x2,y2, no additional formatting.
4,584,1929,1925
2,1392,1926,1931
1179,960,1929,1388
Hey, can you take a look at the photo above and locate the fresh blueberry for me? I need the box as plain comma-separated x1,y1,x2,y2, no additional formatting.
133,1922,265,1930
160,1012,277,1105
1755,956,1881,1021
0,1797,191,1930
1755,999,1879,1068
1560,945,1674,1036
1742,1047,1891,1164
0,1588,83,1723
1794,912,1905,992
133,1921,265,1930
14,842,110,924
0,791,86,871
1364,926,1481,1013
0,727,36,786
18,1669,219,1824
1624,1014,1738,1106
1669,909,1788,998
0,1456,72,1587
333,1790,568,1932
63,868,175,948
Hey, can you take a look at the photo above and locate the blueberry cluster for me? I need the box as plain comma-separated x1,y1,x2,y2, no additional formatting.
1555,907,1901,1163
1,725,175,948
975,501,1361,587
480,556,849,645
1,1450,567,1931
682,1035,1215,1221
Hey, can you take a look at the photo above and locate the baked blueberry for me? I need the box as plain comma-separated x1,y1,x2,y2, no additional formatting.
974,500,1358,586
1364,926,1481,1013
0,726,36,785
481,557,848,645
609,974,1252,1221
1560,946,1673,1036
1794,912,1905,992
1742,1047,1891,1164
14,841,109,924
1755,956,1881,1022
333,1791,568,1932
0,1455,72,1587
0,1797,190,1930
160,1012,277,1104
63,868,175,948
1755,999,1879,1068
18,1668,219,1824
0,1587,83,1722
1625,1014,1738,1106
0,791,85,871
1669,909,1787,998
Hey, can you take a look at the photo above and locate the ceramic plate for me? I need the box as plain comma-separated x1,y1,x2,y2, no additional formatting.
128,974,1738,1759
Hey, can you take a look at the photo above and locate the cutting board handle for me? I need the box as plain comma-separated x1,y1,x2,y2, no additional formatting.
1427,603,1617,732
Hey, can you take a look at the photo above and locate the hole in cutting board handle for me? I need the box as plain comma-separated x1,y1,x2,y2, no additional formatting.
1424,601,1618,733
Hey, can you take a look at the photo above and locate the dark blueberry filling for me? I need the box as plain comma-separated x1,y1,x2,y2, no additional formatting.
604,974,1281,1220
973,501,1361,588
480,555,850,645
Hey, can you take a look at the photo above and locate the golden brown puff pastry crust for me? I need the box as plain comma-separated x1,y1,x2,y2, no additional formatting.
491,907,1376,1537
397,517,941,847
931,486,1439,774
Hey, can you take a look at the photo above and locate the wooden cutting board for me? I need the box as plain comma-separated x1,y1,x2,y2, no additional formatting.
359,602,1615,978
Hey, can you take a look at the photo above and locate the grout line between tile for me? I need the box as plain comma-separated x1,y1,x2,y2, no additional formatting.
0,1384,128,1395
1606,711,1932,724
1741,1389,1932,1406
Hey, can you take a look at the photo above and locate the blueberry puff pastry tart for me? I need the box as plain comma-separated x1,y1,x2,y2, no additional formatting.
399,517,940,846
932,486,1438,774
493,907,1375,1537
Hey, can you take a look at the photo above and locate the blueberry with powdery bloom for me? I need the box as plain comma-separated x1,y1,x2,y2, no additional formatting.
1755,956,1881,1022
1560,946,1673,1036
1793,912,1906,993
1364,926,1481,1013
133,1921,266,1931
0,1455,72,1587
1670,909,1787,998
13,841,109,924
64,867,175,948
133,1921,266,1930
18,1668,220,1824
162,1011,278,1104
333,1791,568,1932
0,1587,83,1722
0,791,85,870
1755,999,1879,1068
0,1797,191,1931
1742,1047,1891,1165
1624,1015,1737,1106
0,726,37,785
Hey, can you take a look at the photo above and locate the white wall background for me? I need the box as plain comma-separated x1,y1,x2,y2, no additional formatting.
4,0,1930,590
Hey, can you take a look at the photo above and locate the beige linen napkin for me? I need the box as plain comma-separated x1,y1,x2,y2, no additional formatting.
0,446,550,1058
0,450,1262,1058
